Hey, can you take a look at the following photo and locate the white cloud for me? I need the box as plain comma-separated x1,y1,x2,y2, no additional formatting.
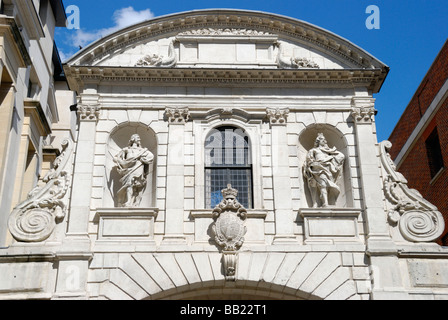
72,7,155,48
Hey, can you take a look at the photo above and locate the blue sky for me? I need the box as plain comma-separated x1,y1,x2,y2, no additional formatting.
56,1,448,142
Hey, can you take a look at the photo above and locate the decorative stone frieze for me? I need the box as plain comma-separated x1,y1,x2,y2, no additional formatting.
64,66,385,93
212,185,247,281
178,28,275,36
165,107,190,124
8,139,73,242
77,104,100,121
380,141,444,242
266,107,289,125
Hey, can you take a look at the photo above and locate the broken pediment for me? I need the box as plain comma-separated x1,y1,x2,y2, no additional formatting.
65,9,387,72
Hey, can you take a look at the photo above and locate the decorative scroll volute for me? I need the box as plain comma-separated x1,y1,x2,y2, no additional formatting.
8,139,73,243
380,141,444,242
212,184,247,281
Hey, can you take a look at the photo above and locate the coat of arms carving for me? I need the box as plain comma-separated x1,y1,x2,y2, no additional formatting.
212,184,247,280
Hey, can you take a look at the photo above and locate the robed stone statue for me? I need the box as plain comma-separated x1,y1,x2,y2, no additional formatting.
114,134,154,207
303,133,345,208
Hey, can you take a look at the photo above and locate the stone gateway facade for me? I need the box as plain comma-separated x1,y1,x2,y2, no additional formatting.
1,9,448,300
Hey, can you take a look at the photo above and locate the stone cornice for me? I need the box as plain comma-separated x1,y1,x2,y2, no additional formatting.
24,99,52,136
0,16,32,67
64,65,385,93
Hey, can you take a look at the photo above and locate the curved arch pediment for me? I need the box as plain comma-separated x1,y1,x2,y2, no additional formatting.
65,9,387,72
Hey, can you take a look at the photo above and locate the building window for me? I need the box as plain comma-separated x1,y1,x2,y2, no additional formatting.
425,127,444,179
205,126,253,209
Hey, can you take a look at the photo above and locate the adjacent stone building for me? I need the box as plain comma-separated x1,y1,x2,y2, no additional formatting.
0,0,72,246
388,39,448,245
1,9,448,300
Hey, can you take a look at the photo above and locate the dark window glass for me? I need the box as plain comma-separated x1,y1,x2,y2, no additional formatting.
205,126,253,208
425,127,444,178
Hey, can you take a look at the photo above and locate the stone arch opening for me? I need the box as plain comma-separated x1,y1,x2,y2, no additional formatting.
146,282,310,300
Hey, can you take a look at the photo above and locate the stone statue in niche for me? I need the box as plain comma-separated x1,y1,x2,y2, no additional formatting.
303,133,345,208
114,134,154,207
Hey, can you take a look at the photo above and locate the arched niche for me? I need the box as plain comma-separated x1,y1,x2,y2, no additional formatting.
104,123,158,208
298,124,353,208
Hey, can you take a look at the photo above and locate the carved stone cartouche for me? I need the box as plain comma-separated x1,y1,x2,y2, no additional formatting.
212,184,247,281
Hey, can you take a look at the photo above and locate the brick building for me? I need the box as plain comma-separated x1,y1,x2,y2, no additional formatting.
388,38,448,245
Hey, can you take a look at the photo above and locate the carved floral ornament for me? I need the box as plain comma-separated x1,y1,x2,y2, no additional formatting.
380,141,444,242
8,139,73,243
177,28,274,36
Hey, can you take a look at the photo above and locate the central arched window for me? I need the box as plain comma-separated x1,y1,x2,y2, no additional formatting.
205,126,253,209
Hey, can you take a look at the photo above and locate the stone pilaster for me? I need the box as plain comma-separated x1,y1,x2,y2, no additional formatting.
351,96,406,299
64,103,100,250
351,97,393,250
162,107,190,244
267,107,297,243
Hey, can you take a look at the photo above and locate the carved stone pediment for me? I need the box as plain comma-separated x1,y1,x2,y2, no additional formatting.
65,10,388,87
